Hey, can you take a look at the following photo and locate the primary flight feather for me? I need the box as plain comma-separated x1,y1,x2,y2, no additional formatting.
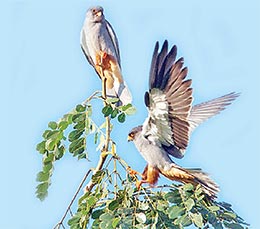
128,40,239,198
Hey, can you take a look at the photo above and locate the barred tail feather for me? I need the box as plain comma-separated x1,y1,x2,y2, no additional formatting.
188,169,220,198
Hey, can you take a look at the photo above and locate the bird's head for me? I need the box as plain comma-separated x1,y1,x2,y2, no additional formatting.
128,126,143,142
87,6,104,23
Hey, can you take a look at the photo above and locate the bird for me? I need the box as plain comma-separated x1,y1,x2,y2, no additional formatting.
80,6,132,105
127,40,239,198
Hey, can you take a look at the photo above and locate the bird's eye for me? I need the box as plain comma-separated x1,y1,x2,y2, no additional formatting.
129,133,134,138
92,9,96,14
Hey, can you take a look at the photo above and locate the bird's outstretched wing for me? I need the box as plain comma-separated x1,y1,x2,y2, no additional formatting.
142,40,193,158
188,92,240,132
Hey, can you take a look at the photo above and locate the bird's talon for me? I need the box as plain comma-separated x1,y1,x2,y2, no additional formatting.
127,168,138,177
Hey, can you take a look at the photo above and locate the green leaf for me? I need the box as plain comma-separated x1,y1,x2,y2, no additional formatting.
76,104,86,112
108,199,120,211
121,103,132,111
174,213,192,226
36,171,49,182
100,212,113,222
48,121,57,130
223,222,244,229
63,113,73,124
92,170,106,183
117,113,126,123
87,196,97,208
222,212,237,221
74,121,85,130
165,191,182,204
69,137,85,154
43,153,54,164
102,105,113,117
110,109,119,119
67,214,81,226
36,141,46,154
191,213,203,228
208,205,220,212
124,106,137,115
136,212,146,224
185,198,195,211
68,129,84,142
58,120,69,130
43,162,53,173
94,132,99,144
78,153,86,160
107,97,120,104
54,145,65,160
45,139,56,151
112,217,120,228
36,182,49,201
168,205,185,220
72,113,86,123
92,209,104,219
182,183,194,191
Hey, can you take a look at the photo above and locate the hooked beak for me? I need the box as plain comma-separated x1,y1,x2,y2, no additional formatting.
95,10,102,17
127,135,133,142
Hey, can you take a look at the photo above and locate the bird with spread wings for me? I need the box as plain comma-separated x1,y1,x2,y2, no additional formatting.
128,40,239,198
81,6,132,105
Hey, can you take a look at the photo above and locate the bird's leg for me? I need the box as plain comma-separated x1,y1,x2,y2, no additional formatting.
127,167,142,177
136,165,160,190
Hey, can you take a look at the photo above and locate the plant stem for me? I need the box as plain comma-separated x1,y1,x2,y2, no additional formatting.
53,170,91,229
85,75,111,192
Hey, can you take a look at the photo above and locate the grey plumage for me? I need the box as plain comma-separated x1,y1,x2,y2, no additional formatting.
80,6,132,105
128,40,239,198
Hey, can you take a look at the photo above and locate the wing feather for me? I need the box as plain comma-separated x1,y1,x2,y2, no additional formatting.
105,20,121,67
188,92,240,131
142,41,193,158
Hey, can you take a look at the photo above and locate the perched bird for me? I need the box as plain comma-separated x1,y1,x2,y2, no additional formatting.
81,6,132,105
128,40,239,198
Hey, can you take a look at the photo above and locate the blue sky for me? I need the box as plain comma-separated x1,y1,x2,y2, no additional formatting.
1,0,259,228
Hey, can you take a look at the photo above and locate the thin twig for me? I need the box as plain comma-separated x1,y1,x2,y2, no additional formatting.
85,70,111,192
53,170,91,229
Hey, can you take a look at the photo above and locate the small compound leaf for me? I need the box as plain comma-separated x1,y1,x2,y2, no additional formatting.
136,212,146,224
76,104,86,112
108,199,120,211
182,183,194,192
112,217,120,228
117,113,126,123
48,121,57,130
68,129,84,142
69,137,85,154
36,141,46,154
168,205,185,220
58,120,69,130
124,106,137,115
110,109,119,119
208,205,220,212
223,222,244,229
72,113,86,123
107,97,120,104
102,105,113,117
185,198,195,211
121,103,132,111
36,171,49,182
77,153,87,160
92,209,104,219
36,182,49,201
191,213,204,228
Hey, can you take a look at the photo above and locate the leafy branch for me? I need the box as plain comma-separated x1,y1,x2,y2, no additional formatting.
36,80,248,228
